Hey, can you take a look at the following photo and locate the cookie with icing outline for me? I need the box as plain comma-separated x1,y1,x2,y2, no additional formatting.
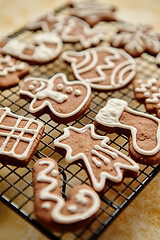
0,107,44,167
95,98,160,165
54,124,139,193
133,78,160,117
0,54,29,90
19,73,92,123
27,12,105,49
0,32,62,64
33,158,100,231
110,23,160,57
62,47,136,91
70,0,117,27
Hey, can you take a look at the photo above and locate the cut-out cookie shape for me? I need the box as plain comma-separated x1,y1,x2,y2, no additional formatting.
0,54,29,90
95,98,160,165
133,78,160,118
62,47,136,90
27,12,104,49
0,32,62,64
70,0,117,27
110,23,160,57
33,158,100,231
19,73,92,123
54,124,139,193
0,107,44,167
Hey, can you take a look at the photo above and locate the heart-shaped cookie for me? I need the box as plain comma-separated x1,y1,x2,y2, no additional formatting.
19,73,92,123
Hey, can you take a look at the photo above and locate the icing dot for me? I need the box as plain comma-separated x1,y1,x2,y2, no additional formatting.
57,83,64,91
16,62,25,70
137,79,142,84
51,169,58,177
28,84,35,91
7,67,15,73
41,202,51,209
67,204,77,213
33,80,38,85
66,86,73,94
7,62,13,67
75,89,81,97
3,55,11,63
151,86,157,93
144,92,150,98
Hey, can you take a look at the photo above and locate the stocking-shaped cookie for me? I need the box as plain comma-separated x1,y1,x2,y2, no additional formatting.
134,78,160,118
110,22,160,57
33,158,100,231
27,12,104,49
70,0,117,27
0,107,44,166
54,124,139,193
95,98,160,165
19,73,91,123
62,47,136,90
0,54,29,89
0,32,62,64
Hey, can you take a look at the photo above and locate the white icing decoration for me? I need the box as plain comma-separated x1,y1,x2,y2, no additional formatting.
51,169,58,177
156,52,160,66
19,73,91,119
57,83,64,91
66,86,73,94
151,86,157,92
144,92,150,98
0,55,25,76
67,204,77,213
41,202,51,209
0,107,43,160
54,124,139,192
62,47,136,90
95,98,160,156
28,85,35,91
1,33,62,63
37,160,100,224
135,78,158,93
75,89,81,96
92,157,102,168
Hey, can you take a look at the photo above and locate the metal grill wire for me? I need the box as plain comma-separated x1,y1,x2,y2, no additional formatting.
0,5,160,240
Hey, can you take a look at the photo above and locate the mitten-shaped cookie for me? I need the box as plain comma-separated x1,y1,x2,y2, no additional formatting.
33,158,100,231
54,124,139,193
95,98,160,165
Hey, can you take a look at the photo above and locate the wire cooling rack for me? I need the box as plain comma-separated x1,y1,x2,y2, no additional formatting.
0,4,160,240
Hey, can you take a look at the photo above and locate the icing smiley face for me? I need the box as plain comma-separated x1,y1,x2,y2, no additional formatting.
0,32,62,64
19,73,92,123
62,47,136,91
33,158,100,230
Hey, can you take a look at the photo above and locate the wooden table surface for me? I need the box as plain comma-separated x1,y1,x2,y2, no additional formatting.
0,0,160,239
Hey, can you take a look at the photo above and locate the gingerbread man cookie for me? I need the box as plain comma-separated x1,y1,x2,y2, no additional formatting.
95,98,160,165
0,107,44,167
27,12,104,49
0,32,62,64
54,124,139,193
133,78,160,117
33,158,100,231
70,0,117,27
110,23,160,57
19,73,92,123
0,54,29,89
62,47,136,90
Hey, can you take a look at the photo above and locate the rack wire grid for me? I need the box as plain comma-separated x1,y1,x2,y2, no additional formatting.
0,4,160,240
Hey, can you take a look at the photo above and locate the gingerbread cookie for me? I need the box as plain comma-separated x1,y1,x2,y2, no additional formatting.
110,23,160,57
62,47,136,91
0,32,62,64
33,158,100,231
0,107,44,167
54,124,139,193
70,0,117,27
19,73,92,123
95,98,160,165
0,54,29,90
133,78,160,117
27,12,104,49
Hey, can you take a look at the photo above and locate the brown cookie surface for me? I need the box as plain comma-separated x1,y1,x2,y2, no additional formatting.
0,107,44,167
19,73,92,123
54,124,139,193
95,98,160,165
33,158,100,231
